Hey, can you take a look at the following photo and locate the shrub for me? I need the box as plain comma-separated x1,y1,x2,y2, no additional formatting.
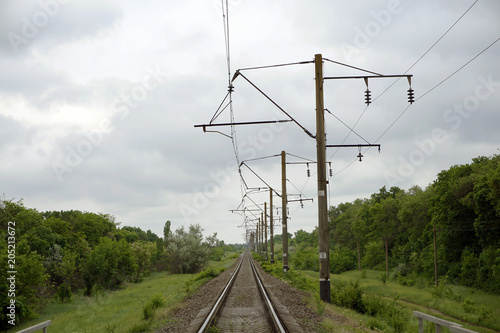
56,284,72,303
331,280,365,313
330,248,357,274
463,297,492,322
362,240,385,269
150,293,165,309
143,302,155,320
292,247,318,271
195,266,220,281
364,294,386,316
460,248,478,287
364,295,409,332
463,297,476,313
378,272,387,285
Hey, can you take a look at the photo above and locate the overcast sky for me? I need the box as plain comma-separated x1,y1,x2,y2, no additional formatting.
1,0,499,244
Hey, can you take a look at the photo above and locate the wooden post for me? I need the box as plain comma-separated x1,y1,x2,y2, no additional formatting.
315,53,330,302
263,210,268,260
281,150,289,272
270,188,275,263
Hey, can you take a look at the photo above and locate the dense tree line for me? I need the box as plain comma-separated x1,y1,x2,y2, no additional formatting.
0,203,233,328
291,154,500,293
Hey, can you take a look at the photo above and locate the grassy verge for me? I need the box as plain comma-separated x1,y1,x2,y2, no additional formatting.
13,252,239,333
254,253,499,333
300,269,499,333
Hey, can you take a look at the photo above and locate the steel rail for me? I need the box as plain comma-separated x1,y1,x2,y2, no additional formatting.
249,254,288,333
197,253,244,332
197,251,288,332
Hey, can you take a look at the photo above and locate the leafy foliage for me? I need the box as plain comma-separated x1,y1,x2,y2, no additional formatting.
0,198,240,326
288,154,500,293
165,224,211,274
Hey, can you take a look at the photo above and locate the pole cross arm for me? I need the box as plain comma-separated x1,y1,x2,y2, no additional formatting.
194,120,292,129
324,74,412,80
326,144,380,149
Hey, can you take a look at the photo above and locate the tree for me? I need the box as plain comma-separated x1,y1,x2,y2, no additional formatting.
83,238,137,295
371,195,401,279
163,220,171,247
74,213,117,248
165,224,210,274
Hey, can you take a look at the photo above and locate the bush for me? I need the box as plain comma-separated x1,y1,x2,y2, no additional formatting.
460,248,478,286
330,248,357,274
195,266,220,281
56,284,72,303
143,302,155,320
150,293,165,309
364,294,409,332
476,246,500,293
292,247,318,271
364,294,386,316
331,280,365,313
142,293,165,321
362,241,385,269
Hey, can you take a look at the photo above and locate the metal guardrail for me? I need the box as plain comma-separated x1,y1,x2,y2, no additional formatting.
413,311,477,333
15,320,51,333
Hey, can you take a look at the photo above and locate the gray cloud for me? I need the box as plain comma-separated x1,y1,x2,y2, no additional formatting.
1,0,498,243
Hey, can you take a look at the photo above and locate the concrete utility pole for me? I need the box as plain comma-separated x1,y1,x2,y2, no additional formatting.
281,150,289,272
315,54,330,302
270,188,275,263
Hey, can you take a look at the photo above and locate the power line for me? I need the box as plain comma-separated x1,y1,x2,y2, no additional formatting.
238,60,314,72
235,72,316,138
373,0,480,104
330,35,499,178
328,0,481,164
375,36,500,143
325,108,370,144
415,36,500,103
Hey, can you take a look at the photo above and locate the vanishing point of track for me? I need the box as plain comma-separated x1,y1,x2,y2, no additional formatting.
195,251,289,333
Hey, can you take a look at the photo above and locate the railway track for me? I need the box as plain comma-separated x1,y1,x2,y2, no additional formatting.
192,251,295,333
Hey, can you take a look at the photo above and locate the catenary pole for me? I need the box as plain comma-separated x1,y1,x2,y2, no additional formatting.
315,54,331,302
270,188,275,263
281,150,289,272
264,205,268,260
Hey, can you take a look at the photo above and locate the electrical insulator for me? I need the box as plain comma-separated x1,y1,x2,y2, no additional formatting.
328,162,332,177
408,88,415,104
306,163,310,177
365,89,371,105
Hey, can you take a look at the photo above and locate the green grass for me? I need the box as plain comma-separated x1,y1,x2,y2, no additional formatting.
300,269,500,333
13,252,240,333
